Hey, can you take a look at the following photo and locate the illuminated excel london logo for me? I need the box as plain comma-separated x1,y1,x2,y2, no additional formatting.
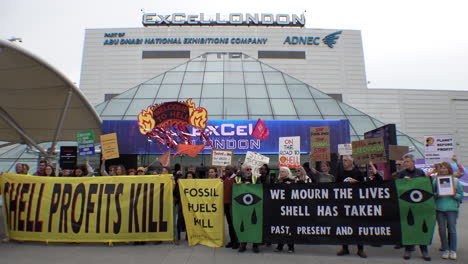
142,13,305,27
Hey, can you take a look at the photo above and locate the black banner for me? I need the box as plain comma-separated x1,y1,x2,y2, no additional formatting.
152,101,190,128
264,181,401,245
60,146,78,170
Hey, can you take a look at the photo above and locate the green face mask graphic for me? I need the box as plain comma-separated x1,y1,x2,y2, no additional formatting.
395,177,436,245
232,184,263,243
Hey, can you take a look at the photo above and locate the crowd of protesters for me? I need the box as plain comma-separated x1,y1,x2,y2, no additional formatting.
2,153,465,260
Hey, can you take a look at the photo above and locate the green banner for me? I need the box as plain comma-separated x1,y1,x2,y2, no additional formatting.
395,177,436,245
232,184,263,243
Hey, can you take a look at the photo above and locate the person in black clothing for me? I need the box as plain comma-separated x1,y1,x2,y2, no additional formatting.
398,154,431,261
358,161,383,182
335,155,367,258
259,164,272,184
275,167,296,253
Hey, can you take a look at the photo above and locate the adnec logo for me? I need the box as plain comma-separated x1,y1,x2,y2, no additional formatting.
283,31,343,48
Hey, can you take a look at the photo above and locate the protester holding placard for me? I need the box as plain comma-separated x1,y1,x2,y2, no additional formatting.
236,163,261,253
335,155,366,258
433,162,463,260
398,154,431,261
311,161,335,183
221,165,239,250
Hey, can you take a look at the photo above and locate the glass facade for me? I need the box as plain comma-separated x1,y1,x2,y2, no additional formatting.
0,52,424,172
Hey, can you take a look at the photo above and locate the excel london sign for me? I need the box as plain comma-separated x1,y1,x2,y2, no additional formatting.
142,13,305,27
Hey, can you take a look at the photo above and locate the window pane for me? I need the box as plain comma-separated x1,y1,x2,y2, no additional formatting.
224,61,242,71
145,75,163,84
247,99,272,115
227,115,248,120
267,84,290,98
101,99,131,116
246,84,268,98
264,72,285,84
299,115,323,120
94,102,108,115
274,116,298,120
186,61,205,71
250,115,274,120
348,116,377,135
202,84,223,98
209,115,223,120
204,72,223,83
154,98,178,105
309,87,329,98
170,64,187,71
339,102,366,115
200,98,223,115
205,61,224,71
125,99,154,115
224,99,247,115
224,84,245,98
283,74,302,84
183,72,204,84
157,85,180,98
261,63,277,72
115,87,138,99
288,84,312,98
293,99,321,115
270,99,297,115
162,72,185,84
179,84,202,98
100,116,123,120
224,72,244,84
134,84,160,98
315,99,344,115
243,61,262,71
244,72,264,84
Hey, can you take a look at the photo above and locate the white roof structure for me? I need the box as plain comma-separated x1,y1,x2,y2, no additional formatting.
0,39,101,158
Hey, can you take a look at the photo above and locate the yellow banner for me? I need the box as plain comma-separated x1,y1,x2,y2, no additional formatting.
179,179,224,247
1,173,173,242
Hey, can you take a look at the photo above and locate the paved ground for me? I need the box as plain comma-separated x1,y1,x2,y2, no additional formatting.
0,205,466,264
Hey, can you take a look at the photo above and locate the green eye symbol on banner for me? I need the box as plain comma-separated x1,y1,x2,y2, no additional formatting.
232,184,263,243
395,178,436,246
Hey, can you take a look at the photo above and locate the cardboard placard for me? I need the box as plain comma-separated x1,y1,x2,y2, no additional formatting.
352,137,386,165
245,151,270,176
424,135,454,165
211,149,233,167
100,133,120,160
279,136,301,168
310,127,330,161
338,143,352,156
389,145,409,161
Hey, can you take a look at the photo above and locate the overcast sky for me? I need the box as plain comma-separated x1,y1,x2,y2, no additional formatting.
1,0,467,91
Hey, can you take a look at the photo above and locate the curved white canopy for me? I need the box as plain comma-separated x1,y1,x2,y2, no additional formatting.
0,39,101,156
